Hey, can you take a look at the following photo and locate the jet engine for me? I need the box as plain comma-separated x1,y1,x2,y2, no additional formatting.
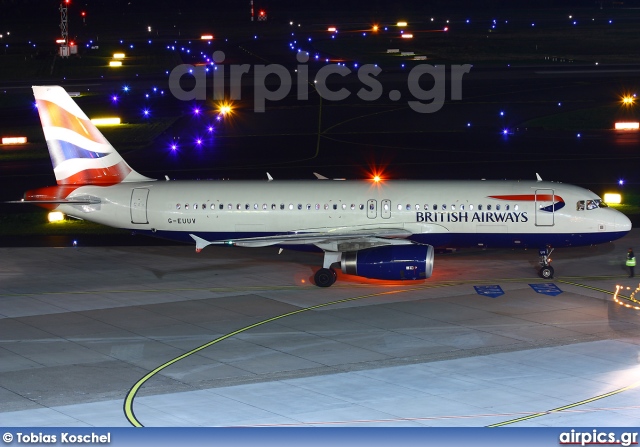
340,244,434,281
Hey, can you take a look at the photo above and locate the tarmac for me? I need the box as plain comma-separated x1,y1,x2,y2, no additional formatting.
1,230,639,427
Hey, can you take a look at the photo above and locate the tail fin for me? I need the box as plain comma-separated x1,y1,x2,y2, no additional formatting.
32,85,153,185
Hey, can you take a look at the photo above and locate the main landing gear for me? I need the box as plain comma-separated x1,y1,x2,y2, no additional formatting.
538,245,554,279
314,268,337,287
314,251,341,287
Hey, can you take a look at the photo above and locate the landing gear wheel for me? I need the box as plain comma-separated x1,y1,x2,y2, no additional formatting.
539,265,554,279
315,268,336,287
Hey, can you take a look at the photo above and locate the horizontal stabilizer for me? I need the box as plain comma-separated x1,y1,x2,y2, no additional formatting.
6,198,101,205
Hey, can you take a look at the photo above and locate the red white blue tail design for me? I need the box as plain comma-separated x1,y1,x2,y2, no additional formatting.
33,86,152,185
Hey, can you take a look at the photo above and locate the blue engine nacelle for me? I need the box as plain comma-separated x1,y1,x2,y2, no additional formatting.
340,244,434,281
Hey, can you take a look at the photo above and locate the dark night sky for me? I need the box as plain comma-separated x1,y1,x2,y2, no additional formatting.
1,0,639,39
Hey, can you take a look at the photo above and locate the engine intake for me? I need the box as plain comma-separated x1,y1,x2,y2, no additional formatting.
341,244,434,281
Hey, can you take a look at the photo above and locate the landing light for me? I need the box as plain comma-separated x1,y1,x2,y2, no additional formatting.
113,53,125,59
397,21,408,27
48,212,65,223
201,35,213,40
373,175,381,183
604,193,622,204
401,34,413,39
109,61,122,67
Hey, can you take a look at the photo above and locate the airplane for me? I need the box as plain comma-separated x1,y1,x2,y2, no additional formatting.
13,85,632,287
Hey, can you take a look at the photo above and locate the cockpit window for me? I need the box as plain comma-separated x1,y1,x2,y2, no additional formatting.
578,199,607,211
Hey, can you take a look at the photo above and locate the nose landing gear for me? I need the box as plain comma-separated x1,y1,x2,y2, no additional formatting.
538,245,554,279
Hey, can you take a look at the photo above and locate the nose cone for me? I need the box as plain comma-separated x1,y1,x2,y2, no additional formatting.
615,211,632,233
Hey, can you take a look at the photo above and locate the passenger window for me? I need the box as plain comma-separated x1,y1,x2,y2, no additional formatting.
496,204,500,211
307,204,312,210
202,203,207,210
406,204,411,211
487,204,492,211
441,204,446,210
271,204,276,210
298,204,302,210
228,204,232,210
460,204,465,211
415,204,420,210
359,204,364,210
246,204,250,210
478,204,482,211
263,204,268,210
237,204,241,210
289,204,293,210
514,205,518,211
324,204,329,210
280,204,285,210
451,205,455,210
384,203,389,211
398,204,403,211
176,204,181,210
253,203,258,210
424,204,428,210
315,204,320,210
342,204,347,210
193,204,198,210
577,201,585,211
370,203,375,210
185,204,189,210
505,204,509,211
333,204,338,210
350,204,355,210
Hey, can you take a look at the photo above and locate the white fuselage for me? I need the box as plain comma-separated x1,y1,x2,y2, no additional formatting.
53,179,631,249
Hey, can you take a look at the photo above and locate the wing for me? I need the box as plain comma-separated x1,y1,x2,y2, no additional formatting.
190,228,414,252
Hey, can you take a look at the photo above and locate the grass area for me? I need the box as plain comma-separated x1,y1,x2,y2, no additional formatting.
521,105,640,130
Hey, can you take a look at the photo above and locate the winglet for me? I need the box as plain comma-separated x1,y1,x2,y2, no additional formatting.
313,172,329,180
190,234,213,253
267,172,273,182
536,173,543,182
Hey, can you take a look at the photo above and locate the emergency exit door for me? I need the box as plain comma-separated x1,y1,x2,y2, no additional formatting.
130,188,149,224
535,189,555,226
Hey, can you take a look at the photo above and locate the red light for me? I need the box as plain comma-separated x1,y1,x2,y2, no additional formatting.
259,10,265,16
81,11,86,16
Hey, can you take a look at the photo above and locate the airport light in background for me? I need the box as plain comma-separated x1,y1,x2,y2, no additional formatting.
2,137,27,145
327,27,337,32
91,117,121,126
48,212,65,223
201,35,213,40
603,193,622,204
113,53,125,59
401,34,413,39
615,122,639,130
372,25,379,32
621,95,635,105
217,102,233,117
